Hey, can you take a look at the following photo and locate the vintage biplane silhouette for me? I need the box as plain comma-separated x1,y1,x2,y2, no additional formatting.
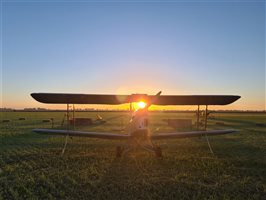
31,91,240,157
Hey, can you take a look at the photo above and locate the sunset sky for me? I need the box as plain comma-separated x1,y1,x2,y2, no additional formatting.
1,1,265,110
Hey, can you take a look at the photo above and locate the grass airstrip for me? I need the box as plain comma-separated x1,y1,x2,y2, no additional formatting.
0,111,265,199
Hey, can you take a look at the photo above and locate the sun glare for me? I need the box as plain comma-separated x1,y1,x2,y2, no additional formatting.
137,101,146,109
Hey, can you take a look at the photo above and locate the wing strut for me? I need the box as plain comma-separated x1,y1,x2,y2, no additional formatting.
73,104,75,130
204,105,208,130
204,105,214,154
195,104,214,154
205,134,214,154
197,105,200,130
62,133,69,155
62,103,71,155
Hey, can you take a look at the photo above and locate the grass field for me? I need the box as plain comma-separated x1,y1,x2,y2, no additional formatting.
0,111,265,199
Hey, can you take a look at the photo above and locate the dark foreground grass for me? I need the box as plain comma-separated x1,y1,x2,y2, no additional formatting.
0,111,265,199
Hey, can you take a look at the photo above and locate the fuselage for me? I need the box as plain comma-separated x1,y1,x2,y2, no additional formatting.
128,108,150,139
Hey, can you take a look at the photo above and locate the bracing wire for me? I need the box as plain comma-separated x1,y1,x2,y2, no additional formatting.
205,134,214,154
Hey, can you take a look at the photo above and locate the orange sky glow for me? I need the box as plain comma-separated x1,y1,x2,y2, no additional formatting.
1,2,265,111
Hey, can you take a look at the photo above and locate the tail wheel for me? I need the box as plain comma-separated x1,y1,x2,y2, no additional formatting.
155,146,162,158
116,146,123,158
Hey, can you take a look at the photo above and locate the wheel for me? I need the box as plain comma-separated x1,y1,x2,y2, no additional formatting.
155,146,162,158
116,146,123,158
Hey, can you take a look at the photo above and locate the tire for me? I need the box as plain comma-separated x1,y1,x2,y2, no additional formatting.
155,146,162,158
116,146,122,158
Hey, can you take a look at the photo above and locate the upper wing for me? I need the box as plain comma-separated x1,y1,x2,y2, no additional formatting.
33,129,129,140
151,129,237,140
31,93,129,104
154,95,240,105
31,93,240,105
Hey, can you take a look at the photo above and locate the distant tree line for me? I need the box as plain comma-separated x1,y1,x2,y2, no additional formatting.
0,107,265,113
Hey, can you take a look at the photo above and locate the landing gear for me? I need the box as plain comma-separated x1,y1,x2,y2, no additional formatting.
154,146,162,158
116,146,123,158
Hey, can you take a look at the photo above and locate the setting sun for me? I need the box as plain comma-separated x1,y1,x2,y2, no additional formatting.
136,101,147,109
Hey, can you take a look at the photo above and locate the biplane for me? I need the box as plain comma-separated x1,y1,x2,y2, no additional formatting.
31,91,240,157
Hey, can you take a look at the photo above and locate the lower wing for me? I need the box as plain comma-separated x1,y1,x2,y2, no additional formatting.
33,129,129,140
151,129,237,140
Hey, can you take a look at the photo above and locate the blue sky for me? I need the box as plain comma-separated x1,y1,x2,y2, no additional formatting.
1,1,265,110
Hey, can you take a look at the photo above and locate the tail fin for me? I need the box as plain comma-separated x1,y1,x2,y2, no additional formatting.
147,91,162,108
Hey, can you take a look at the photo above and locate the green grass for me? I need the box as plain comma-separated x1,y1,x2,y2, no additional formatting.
0,111,265,199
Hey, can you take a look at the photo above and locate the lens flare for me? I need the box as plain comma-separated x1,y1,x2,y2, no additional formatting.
137,101,146,109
